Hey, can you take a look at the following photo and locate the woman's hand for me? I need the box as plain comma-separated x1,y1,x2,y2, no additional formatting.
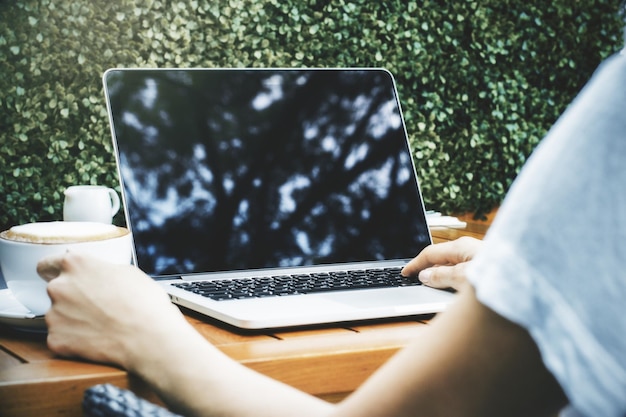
37,251,193,371
401,237,482,290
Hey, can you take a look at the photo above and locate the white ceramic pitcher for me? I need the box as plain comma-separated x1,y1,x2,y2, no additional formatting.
63,185,120,224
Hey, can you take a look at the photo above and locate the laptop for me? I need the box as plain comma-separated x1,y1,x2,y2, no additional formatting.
102,68,455,329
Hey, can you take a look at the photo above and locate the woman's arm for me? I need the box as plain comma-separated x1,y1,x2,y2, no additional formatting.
39,252,333,417
333,285,567,417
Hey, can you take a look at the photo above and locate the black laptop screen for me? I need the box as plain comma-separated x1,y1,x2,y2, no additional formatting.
104,69,431,276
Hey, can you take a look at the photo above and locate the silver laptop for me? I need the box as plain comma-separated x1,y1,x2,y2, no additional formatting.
103,68,454,329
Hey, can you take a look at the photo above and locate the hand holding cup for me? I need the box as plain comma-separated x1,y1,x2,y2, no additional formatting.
0,221,131,315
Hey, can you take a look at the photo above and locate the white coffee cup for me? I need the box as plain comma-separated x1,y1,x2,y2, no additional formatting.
0,221,132,315
63,185,121,224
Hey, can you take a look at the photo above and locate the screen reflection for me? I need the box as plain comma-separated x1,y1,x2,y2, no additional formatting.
105,69,430,276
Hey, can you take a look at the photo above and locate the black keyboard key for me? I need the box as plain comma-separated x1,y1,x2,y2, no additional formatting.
170,267,421,301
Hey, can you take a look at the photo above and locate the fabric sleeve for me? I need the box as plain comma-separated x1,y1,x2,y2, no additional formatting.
466,52,626,417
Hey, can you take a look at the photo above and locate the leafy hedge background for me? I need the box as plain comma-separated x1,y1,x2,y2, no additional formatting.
1,0,623,231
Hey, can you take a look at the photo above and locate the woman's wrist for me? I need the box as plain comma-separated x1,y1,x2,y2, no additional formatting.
121,303,193,368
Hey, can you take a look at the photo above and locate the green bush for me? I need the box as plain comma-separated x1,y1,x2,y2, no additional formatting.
1,0,622,230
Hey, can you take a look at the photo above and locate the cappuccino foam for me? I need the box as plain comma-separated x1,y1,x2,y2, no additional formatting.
0,221,129,244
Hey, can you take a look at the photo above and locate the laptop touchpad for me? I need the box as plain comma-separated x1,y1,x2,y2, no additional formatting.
323,287,448,309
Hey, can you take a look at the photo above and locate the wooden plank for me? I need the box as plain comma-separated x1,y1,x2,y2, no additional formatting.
0,347,22,372
182,308,277,345
233,321,430,399
245,345,396,399
0,360,129,417
222,320,427,362
430,222,490,242
0,332,52,363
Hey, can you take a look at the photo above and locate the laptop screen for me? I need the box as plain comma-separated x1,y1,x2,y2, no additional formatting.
104,68,431,277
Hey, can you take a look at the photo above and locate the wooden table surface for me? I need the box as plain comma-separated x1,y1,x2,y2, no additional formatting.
0,215,490,417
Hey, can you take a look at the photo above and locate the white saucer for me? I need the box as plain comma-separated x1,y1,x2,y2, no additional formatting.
0,288,47,331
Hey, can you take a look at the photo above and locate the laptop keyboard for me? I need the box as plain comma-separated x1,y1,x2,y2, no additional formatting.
171,267,421,301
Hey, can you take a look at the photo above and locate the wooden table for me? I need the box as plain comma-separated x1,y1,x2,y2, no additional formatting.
0,216,490,416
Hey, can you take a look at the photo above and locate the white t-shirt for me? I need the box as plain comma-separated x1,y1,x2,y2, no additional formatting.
467,51,626,417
